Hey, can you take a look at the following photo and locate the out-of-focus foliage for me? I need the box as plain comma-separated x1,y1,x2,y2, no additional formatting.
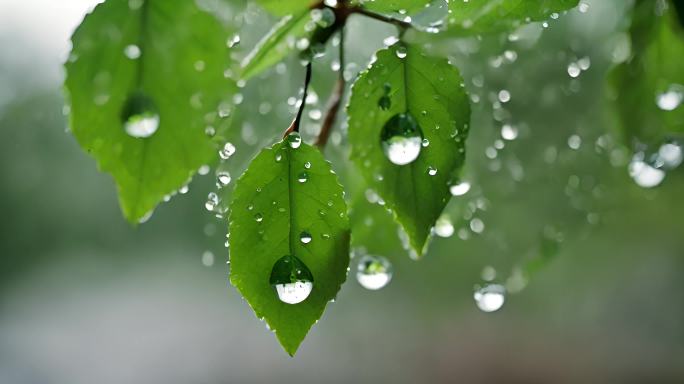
229,138,350,356
347,43,470,257
64,0,236,223
608,0,684,147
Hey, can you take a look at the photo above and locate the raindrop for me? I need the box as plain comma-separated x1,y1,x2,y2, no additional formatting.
567,62,581,78
501,124,518,140
298,172,309,183
300,231,312,244
356,255,393,290
219,142,236,159
122,92,160,138
658,141,683,169
656,85,683,111
629,153,665,188
567,134,582,150
198,165,210,175
287,132,302,149
205,126,216,137
304,161,312,169
201,251,215,267
427,166,438,176
579,2,589,12
474,284,506,312
498,90,511,103
470,218,485,234
227,34,241,48
395,46,407,59
270,255,314,304
434,216,454,238
205,192,219,211
449,181,471,196
124,44,141,59
216,171,231,187
254,213,263,222
380,113,423,165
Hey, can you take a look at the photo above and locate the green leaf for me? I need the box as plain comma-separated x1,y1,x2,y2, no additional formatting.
354,0,432,14
64,0,235,223
347,43,470,258
229,136,350,356
608,0,684,146
442,0,579,37
254,0,318,16
241,11,315,80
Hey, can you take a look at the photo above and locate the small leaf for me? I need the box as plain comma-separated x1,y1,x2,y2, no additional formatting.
64,0,236,223
229,136,350,355
347,43,470,257
241,10,327,80
254,0,319,16
608,0,684,146
441,0,579,37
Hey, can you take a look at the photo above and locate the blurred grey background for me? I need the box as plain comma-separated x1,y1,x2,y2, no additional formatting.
1,0,683,383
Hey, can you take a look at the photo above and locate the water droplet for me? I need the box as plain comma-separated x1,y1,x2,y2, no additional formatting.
300,231,312,244
498,90,511,103
579,2,589,12
216,171,231,187
381,113,423,165
205,126,216,137
449,181,471,196
298,172,309,183
629,153,665,188
201,250,214,267
434,216,454,237
427,166,438,176
304,161,312,169
501,124,518,140
124,44,141,59
227,34,241,48
658,141,683,169
470,218,485,234
356,255,393,290
205,192,219,211
656,84,683,111
198,165,210,175
287,132,302,149
395,46,407,59
567,134,582,150
474,284,506,312
270,255,314,304
254,213,263,223
422,138,430,147
219,142,236,160
122,92,160,138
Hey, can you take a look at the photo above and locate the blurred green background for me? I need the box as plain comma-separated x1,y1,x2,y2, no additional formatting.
1,0,683,382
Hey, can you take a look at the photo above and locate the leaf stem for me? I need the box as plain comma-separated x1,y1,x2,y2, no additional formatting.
285,62,313,137
315,28,346,148
349,6,412,30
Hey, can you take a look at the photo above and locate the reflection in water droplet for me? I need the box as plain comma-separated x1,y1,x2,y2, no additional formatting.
356,255,393,290
270,255,314,304
122,92,160,138
380,113,423,165
300,231,312,244
449,181,471,196
474,284,506,312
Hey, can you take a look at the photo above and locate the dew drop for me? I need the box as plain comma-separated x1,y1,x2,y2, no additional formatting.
474,284,506,312
395,46,407,59
356,255,393,290
122,92,160,138
219,142,236,160
270,255,314,304
380,113,423,165
298,172,309,183
300,231,313,244
254,213,263,222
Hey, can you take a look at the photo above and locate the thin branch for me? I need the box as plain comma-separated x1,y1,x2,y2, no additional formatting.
350,6,412,30
315,28,346,148
284,62,313,137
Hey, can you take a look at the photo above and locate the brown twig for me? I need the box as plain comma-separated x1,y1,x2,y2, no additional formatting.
284,62,313,137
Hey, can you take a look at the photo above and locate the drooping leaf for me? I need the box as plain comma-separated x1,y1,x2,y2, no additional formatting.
441,0,579,37
65,0,236,223
608,0,684,147
347,43,470,258
254,0,318,16
229,136,350,356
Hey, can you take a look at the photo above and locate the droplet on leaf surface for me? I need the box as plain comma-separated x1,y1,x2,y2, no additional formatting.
270,255,314,304
380,113,423,165
121,92,160,138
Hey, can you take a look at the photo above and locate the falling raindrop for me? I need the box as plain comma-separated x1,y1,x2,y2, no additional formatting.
380,113,423,165
474,284,506,312
122,92,160,138
270,255,314,304
356,255,393,290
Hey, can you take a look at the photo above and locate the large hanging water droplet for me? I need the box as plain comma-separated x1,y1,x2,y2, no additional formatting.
474,284,506,312
380,113,423,165
356,255,393,290
270,255,314,304
287,132,302,149
122,92,160,138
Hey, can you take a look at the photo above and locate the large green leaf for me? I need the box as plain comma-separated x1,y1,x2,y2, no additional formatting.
65,0,235,223
442,0,579,37
608,0,684,146
241,11,315,80
347,43,470,257
229,136,350,356
254,0,318,16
